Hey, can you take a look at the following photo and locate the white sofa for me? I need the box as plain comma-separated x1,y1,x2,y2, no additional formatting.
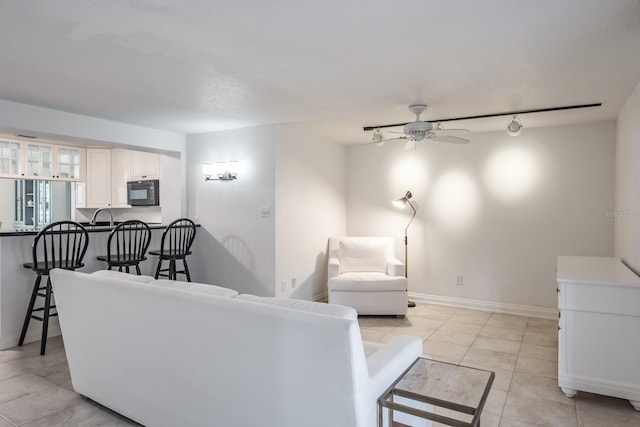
50,269,423,427
328,237,408,316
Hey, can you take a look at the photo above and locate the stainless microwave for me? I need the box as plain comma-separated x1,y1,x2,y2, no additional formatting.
127,180,160,206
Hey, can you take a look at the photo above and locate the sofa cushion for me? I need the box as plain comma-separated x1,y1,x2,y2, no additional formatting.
151,279,238,298
328,272,407,292
338,239,388,273
236,294,357,320
91,270,156,284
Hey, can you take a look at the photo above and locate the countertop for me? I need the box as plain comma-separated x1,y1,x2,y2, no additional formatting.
0,222,176,236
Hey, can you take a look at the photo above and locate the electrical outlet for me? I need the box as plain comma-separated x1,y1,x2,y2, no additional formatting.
456,274,463,286
291,278,296,288
281,280,287,292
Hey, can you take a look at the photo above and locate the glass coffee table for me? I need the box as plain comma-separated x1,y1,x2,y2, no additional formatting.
378,358,494,427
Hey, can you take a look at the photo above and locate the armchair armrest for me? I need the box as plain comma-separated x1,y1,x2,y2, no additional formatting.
387,257,405,277
328,257,340,278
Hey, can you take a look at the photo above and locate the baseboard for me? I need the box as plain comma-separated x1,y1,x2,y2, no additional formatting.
313,291,328,303
0,324,62,350
408,292,559,320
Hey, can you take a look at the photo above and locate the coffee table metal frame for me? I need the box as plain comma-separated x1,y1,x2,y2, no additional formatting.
378,357,495,427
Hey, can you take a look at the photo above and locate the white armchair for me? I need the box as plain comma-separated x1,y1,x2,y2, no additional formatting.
327,237,408,316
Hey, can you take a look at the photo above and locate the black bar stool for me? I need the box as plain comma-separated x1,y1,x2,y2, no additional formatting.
97,220,151,274
20,221,89,355
150,218,196,281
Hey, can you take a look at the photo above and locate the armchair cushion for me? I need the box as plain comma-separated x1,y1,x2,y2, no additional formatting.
338,239,388,273
328,272,407,292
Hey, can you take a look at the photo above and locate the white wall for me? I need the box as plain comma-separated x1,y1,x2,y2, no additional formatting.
187,126,277,296
615,80,640,272
275,124,347,300
347,121,615,310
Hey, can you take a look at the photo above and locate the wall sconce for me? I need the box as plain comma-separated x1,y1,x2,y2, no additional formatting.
506,115,523,136
202,161,239,181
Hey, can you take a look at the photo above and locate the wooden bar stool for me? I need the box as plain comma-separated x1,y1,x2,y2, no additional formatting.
150,218,196,281
97,220,151,275
19,221,89,355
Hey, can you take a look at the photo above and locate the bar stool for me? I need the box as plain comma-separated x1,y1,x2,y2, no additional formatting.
150,218,196,281
19,221,89,355
97,220,151,275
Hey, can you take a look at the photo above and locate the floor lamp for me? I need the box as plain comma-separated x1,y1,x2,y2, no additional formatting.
393,191,416,308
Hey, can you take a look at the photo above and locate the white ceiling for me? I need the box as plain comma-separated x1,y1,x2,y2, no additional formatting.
1,1,639,144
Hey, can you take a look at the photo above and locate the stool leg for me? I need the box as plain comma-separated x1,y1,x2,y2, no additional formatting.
169,259,176,280
19,274,42,347
183,259,192,282
40,277,53,355
154,259,162,279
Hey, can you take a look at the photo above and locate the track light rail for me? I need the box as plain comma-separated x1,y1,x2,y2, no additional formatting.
362,103,602,131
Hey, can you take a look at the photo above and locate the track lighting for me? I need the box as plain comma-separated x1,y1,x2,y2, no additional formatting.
506,115,523,136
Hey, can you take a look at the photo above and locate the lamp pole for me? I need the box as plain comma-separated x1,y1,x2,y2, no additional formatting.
403,199,416,279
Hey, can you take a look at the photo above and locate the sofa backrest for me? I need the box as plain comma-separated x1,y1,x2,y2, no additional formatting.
328,236,396,273
50,269,369,427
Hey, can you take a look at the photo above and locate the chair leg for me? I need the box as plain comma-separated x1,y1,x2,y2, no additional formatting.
183,259,192,282
154,259,162,279
40,277,53,355
19,274,42,347
135,264,141,275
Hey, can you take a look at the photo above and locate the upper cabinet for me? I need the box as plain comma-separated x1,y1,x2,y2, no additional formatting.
85,148,112,208
0,138,85,181
0,140,22,177
129,151,160,180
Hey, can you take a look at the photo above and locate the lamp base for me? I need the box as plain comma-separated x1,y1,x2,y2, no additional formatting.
408,300,416,308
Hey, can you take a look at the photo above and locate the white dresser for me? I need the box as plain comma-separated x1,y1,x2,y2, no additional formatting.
557,256,640,410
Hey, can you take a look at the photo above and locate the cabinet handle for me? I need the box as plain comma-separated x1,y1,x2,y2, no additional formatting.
556,288,560,293
558,326,561,330
558,312,561,318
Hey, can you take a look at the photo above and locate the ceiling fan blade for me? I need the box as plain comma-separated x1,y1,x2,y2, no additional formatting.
366,136,408,146
403,140,417,150
432,128,470,134
428,135,470,144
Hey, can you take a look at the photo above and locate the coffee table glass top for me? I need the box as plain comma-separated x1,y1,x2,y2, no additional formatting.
395,358,494,414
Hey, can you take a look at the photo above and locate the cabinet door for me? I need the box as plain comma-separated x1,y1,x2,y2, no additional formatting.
85,149,112,208
25,143,54,179
0,140,22,177
56,147,84,181
110,149,131,208
130,151,160,180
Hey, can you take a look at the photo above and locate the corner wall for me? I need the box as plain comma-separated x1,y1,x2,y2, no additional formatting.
347,121,615,312
615,80,640,272
275,124,347,300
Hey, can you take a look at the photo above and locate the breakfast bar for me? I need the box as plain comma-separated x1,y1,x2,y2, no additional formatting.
0,223,171,349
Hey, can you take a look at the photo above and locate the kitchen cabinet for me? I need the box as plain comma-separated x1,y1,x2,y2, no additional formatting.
0,138,84,181
129,151,160,180
0,140,22,177
556,256,640,411
85,148,131,208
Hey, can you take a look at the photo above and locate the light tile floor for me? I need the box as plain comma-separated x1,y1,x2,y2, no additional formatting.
0,304,639,426
360,304,640,427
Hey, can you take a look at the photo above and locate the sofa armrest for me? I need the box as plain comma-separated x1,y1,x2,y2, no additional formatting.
328,257,341,278
387,257,405,277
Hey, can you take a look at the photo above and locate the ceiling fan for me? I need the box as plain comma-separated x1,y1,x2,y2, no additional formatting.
366,102,603,150
369,105,470,150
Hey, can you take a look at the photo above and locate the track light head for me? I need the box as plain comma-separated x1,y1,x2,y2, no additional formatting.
506,115,523,136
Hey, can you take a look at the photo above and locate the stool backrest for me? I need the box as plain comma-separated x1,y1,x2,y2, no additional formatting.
159,218,196,256
107,220,152,262
32,221,89,271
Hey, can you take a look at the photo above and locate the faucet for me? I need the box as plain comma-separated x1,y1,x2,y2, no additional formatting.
90,208,114,227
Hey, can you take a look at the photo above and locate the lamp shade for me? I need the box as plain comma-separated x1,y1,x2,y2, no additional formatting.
393,191,413,208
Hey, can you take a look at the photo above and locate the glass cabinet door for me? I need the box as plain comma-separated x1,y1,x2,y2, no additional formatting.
0,141,21,176
26,144,53,178
56,147,81,179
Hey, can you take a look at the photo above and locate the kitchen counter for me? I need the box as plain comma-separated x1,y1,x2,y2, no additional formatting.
0,222,168,236
0,222,199,350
